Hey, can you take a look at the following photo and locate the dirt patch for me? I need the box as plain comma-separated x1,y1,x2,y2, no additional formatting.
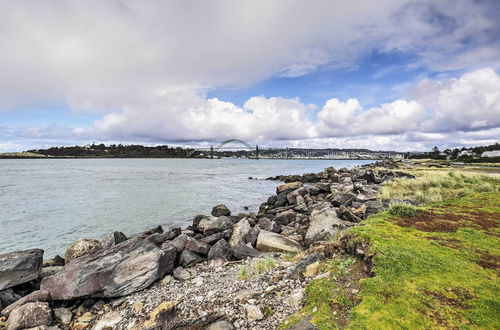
426,237,462,250
395,207,499,235
423,289,473,310
474,250,500,271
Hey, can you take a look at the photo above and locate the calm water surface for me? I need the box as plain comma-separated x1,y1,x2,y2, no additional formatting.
0,158,372,256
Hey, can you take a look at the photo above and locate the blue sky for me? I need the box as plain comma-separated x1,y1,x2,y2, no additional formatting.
0,0,499,152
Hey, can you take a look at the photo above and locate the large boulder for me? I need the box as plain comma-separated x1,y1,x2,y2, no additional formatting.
276,182,303,194
286,187,308,204
0,249,43,290
0,289,20,311
198,216,233,236
274,209,297,226
256,230,303,253
304,207,343,245
211,204,231,217
64,238,102,263
184,237,210,255
228,218,251,246
5,302,52,330
231,244,261,260
179,250,204,268
41,237,176,300
207,239,233,261
1,290,50,317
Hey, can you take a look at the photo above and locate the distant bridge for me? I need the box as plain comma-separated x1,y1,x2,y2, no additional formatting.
186,139,259,158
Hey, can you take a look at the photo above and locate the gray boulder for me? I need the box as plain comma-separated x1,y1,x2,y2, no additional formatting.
5,302,52,330
101,231,128,248
0,289,21,310
207,239,233,261
40,237,176,299
173,266,191,281
179,250,204,268
42,255,65,267
245,226,260,246
276,182,303,194
256,230,303,253
1,290,50,317
286,187,308,204
199,230,231,245
231,244,261,260
184,237,210,255
0,249,43,290
365,200,384,214
228,218,251,246
274,209,296,226
211,204,231,217
304,207,343,245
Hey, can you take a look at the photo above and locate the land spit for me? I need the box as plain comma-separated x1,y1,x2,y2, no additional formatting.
0,160,415,330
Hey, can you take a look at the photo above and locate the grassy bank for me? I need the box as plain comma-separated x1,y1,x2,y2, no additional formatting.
284,168,500,329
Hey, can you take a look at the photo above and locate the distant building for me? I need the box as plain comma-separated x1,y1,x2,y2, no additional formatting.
458,150,473,157
482,150,500,158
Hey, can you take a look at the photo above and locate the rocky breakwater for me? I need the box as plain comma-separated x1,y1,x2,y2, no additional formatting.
0,162,415,329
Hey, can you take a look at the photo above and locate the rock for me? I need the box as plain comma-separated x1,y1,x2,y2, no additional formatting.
204,216,234,236
5,302,52,330
1,290,50,317
0,249,43,290
274,209,296,226
53,307,72,325
231,244,261,260
304,207,343,246
73,312,93,329
42,255,65,267
41,237,176,299
245,226,260,246
193,215,218,232
338,205,362,223
184,237,210,255
141,301,176,329
235,289,261,302
64,238,102,263
199,230,230,245
365,200,384,214
171,234,189,252
330,192,356,207
0,289,21,310
246,305,264,323
211,204,231,217
303,262,320,277
288,316,319,330
273,192,288,207
161,227,182,241
160,275,173,287
207,239,233,261
93,311,122,330
40,266,63,279
287,187,308,204
172,267,191,281
101,231,128,248
206,320,236,330
145,233,166,246
286,253,319,279
286,288,305,308
256,230,303,253
134,301,143,313
276,182,303,194
138,225,163,237
179,250,204,268
228,218,251,246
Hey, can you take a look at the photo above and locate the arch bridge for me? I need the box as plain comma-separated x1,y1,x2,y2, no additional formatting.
186,139,259,158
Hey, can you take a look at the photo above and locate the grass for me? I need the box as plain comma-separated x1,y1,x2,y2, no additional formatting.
379,169,499,204
238,256,277,279
283,169,500,329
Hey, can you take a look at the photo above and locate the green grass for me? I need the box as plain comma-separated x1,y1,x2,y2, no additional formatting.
238,257,277,279
283,169,500,329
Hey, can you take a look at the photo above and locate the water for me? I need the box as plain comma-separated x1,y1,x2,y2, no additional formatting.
0,158,372,256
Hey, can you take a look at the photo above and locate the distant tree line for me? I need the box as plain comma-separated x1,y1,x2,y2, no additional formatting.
28,143,200,158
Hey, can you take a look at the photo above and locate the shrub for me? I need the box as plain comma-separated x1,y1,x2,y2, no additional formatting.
388,204,422,217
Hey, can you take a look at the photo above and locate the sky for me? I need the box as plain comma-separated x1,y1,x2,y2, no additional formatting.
1,0,500,152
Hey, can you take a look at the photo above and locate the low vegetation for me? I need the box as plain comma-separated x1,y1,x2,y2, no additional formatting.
238,257,277,279
284,168,500,329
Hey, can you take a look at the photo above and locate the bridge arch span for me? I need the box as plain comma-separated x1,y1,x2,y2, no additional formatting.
214,139,254,151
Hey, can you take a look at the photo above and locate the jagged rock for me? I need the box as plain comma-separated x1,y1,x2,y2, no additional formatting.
206,320,236,330
246,305,264,323
305,185,321,196
305,208,343,245
138,225,164,237
287,187,308,204
173,266,191,281
274,209,297,226
42,255,65,267
207,239,233,261
355,193,377,203
171,234,189,253
338,205,362,223
1,290,50,317
0,289,21,310
204,216,234,236
64,238,102,263
329,191,356,207
161,227,182,241
101,231,128,248
0,249,43,290
231,244,261,260
41,237,176,299
286,288,305,308
245,226,260,246
267,195,277,205
276,182,303,194
286,253,319,279
40,266,63,279
179,250,204,268
5,302,52,330
184,237,210,255
200,230,231,245
256,230,303,253
53,307,72,325
211,204,231,217
273,192,288,207
229,218,251,246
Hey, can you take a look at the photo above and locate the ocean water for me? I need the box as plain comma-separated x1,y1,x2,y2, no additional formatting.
0,158,372,257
